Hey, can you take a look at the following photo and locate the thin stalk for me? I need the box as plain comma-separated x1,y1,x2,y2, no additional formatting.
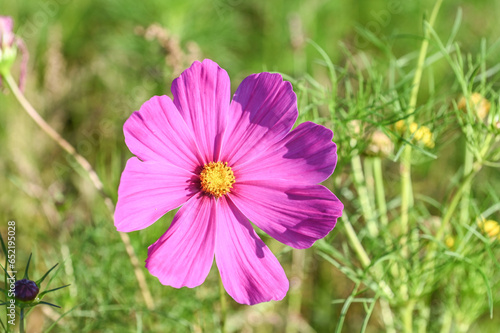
4,253,8,333
363,158,376,210
417,161,485,299
351,155,379,237
20,308,25,333
335,281,361,333
380,299,396,333
402,300,416,333
400,147,413,250
417,301,430,333
400,0,444,252
416,161,483,296
373,157,389,227
440,310,452,333
436,161,482,241
219,277,227,333
459,148,473,227
399,3,443,330
2,72,155,311
286,249,305,333
342,216,394,298
343,216,371,268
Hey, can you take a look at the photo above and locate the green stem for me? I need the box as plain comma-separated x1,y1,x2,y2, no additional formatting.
364,158,376,209
2,73,106,199
400,0,444,251
417,300,430,333
402,300,416,333
219,277,227,333
342,215,394,299
436,162,482,241
399,3,443,330
1,72,155,311
373,157,389,227
286,249,305,333
335,281,361,333
380,299,397,333
440,310,452,333
416,162,483,296
343,216,371,268
19,308,24,333
406,0,444,123
4,253,8,333
459,148,473,228
351,155,379,237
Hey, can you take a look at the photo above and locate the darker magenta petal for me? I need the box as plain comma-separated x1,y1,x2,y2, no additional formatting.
234,121,337,184
221,72,298,166
230,181,343,249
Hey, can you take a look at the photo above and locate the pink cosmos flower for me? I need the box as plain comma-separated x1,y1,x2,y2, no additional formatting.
115,59,343,305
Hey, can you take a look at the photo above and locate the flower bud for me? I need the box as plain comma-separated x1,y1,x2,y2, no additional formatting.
477,218,500,240
394,120,435,148
0,16,15,47
365,130,393,157
14,279,39,301
444,235,455,249
457,93,491,121
413,125,435,149
0,16,17,75
394,120,406,133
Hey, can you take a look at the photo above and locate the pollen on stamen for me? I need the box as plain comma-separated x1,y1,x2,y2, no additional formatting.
199,161,235,198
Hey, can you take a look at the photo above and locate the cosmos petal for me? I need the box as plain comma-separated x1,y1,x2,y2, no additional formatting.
230,182,343,249
215,196,288,305
171,59,231,163
234,121,337,184
124,95,203,172
221,72,298,166
114,157,199,232
146,195,216,288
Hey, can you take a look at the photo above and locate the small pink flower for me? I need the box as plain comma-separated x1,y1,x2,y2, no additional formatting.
115,59,343,305
0,16,15,48
0,16,28,92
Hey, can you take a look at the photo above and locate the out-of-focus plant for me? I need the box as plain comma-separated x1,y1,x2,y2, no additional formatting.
0,15,156,318
288,1,500,332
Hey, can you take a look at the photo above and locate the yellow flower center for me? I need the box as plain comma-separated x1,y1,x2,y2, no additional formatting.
199,162,235,198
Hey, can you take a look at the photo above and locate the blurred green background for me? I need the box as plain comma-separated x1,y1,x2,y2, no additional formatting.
1,0,500,332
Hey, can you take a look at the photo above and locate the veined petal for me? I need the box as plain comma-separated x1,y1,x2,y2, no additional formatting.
234,122,337,184
215,196,288,305
230,182,343,249
171,59,230,162
146,195,216,288
221,73,298,166
124,95,203,172
114,157,199,232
